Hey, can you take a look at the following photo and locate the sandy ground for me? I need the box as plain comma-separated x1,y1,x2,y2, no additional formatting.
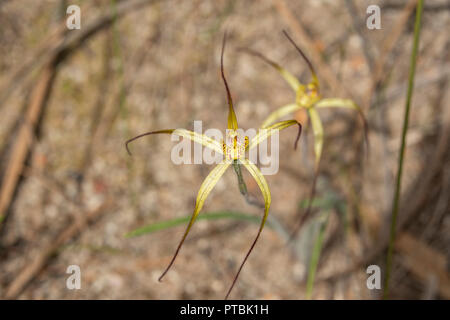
0,0,449,299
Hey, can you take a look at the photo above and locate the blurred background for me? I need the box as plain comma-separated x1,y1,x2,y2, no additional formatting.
0,0,449,299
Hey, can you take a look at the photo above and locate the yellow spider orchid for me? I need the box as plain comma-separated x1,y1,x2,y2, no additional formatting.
125,33,301,299
243,31,368,238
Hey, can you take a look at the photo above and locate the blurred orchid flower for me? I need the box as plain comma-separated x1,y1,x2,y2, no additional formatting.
242,31,368,238
125,33,301,299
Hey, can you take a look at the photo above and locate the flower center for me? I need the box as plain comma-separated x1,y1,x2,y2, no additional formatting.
296,83,320,108
223,130,249,160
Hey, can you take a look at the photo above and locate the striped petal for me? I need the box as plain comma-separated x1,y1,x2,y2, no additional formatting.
159,161,231,281
314,98,369,150
225,159,271,299
260,103,300,129
241,48,301,92
308,107,324,170
125,129,223,155
314,98,360,111
221,32,238,130
173,129,224,155
276,65,302,92
249,119,301,150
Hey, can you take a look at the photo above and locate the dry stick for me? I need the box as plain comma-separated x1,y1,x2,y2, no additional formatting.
1,0,160,297
0,0,160,110
0,61,58,227
0,0,161,228
272,0,350,97
0,18,68,111
4,200,113,299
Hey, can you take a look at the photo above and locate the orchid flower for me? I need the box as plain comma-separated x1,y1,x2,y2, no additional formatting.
125,33,301,299
242,31,368,238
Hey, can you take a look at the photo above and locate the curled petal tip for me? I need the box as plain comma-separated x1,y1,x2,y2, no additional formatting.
125,144,132,156
294,123,302,150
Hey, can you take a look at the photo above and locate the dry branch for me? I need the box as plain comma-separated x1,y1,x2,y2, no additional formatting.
0,0,161,229
0,0,161,108
0,61,58,226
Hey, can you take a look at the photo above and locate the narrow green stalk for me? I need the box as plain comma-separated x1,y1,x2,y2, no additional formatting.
125,211,275,238
383,0,423,299
306,212,330,299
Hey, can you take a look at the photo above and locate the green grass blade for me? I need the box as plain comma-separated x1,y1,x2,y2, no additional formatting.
306,212,330,299
383,0,423,299
125,211,273,238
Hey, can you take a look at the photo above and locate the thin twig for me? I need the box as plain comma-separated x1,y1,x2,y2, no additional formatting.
0,60,59,231
0,0,161,109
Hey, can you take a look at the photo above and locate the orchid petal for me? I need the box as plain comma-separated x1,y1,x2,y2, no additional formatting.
225,159,271,299
159,161,231,281
240,48,302,92
308,107,324,170
314,98,369,150
249,119,301,150
260,103,301,129
173,129,224,155
314,98,360,110
125,129,223,155
221,33,238,130
282,30,319,90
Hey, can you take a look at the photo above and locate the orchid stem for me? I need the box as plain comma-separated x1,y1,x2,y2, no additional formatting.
233,160,248,196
